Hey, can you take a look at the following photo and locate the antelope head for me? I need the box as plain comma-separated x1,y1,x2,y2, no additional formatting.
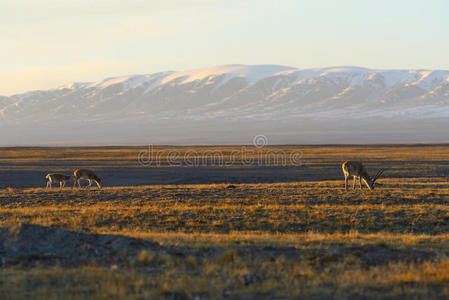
369,169,384,189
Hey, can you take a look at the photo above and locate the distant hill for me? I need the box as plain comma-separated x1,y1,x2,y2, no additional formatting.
1,64,448,145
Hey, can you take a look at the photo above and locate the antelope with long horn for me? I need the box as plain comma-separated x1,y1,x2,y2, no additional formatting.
73,169,102,189
45,173,73,189
342,161,384,191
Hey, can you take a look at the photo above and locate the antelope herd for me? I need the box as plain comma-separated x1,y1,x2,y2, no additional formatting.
45,169,102,190
44,162,383,191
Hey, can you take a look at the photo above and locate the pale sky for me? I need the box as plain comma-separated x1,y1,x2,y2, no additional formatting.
1,0,448,95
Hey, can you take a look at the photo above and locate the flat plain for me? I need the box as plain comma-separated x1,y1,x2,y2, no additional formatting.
1,145,449,299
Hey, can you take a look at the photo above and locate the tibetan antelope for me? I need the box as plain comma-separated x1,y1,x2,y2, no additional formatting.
342,161,384,191
45,173,73,189
73,169,102,189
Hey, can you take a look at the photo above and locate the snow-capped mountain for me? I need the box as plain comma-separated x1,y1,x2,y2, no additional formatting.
1,64,449,145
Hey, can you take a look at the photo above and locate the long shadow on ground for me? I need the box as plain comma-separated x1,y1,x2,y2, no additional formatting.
0,223,440,268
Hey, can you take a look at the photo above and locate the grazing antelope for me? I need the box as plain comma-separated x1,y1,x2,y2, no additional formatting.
342,161,384,191
45,173,73,189
73,169,102,189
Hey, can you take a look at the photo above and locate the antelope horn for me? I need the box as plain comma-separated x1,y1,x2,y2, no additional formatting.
373,169,384,180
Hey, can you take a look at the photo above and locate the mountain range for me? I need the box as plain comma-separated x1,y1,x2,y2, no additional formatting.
1,64,449,145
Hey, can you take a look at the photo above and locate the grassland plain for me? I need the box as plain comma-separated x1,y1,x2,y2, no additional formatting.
1,145,449,299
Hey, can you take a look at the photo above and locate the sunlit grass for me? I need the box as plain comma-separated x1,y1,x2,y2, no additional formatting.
2,255,449,299
1,145,449,298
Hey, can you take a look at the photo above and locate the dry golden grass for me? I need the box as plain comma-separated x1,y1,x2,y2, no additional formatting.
1,145,449,299
2,179,449,235
3,256,449,299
